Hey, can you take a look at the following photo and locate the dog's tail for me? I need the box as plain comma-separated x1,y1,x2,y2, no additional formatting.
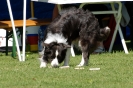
98,26,110,41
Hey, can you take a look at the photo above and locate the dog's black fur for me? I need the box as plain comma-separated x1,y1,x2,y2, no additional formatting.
39,7,110,67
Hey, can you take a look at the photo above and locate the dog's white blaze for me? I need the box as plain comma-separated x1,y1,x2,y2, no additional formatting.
44,32,67,44
51,50,59,67
56,50,59,55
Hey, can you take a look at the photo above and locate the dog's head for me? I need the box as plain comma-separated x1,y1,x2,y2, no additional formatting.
41,42,70,67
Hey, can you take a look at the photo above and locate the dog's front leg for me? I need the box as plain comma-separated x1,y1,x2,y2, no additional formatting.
63,48,71,66
38,48,47,68
77,52,90,67
39,57,47,68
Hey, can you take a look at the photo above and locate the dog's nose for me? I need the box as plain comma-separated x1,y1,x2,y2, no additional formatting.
52,64,59,68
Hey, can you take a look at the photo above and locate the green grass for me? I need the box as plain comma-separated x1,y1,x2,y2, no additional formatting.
0,51,133,88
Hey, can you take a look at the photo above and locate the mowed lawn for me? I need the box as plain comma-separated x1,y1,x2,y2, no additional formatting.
0,50,133,88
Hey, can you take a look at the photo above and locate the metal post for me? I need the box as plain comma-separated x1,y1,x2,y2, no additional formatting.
22,0,27,61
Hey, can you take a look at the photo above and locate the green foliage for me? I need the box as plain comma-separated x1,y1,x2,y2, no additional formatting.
0,51,133,88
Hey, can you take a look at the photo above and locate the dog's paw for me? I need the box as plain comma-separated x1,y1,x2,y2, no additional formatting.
40,62,47,68
40,65,46,68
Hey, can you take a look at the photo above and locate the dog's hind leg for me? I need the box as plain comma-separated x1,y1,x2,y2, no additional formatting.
77,39,90,66
63,48,71,66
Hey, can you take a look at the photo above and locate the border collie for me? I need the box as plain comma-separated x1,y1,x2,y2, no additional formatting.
39,7,110,68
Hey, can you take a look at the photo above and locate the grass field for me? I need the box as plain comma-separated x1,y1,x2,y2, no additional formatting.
0,50,133,88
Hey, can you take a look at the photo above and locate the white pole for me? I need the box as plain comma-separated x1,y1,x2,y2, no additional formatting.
6,0,22,61
22,0,27,61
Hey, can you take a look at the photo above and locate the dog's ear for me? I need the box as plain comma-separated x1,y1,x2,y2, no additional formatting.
43,43,52,54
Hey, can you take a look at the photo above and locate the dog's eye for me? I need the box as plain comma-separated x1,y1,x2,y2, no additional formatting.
45,50,52,55
45,47,49,50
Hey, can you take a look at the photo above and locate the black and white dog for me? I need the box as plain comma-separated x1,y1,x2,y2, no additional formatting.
39,7,110,68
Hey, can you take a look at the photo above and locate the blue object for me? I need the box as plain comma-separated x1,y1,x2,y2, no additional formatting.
126,26,130,38
38,26,47,52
